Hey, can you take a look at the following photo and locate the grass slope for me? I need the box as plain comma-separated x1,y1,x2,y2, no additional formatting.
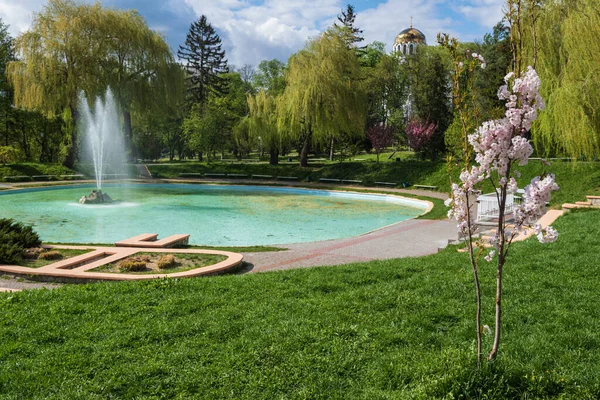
0,163,75,180
149,159,600,207
0,210,599,398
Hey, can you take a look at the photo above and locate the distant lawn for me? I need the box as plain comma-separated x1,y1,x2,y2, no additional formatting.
148,159,600,207
0,162,75,181
1,209,599,398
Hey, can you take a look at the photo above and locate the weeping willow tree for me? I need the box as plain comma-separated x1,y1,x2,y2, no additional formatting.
7,0,181,166
525,0,600,158
278,27,367,166
248,90,282,165
97,8,182,158
7,0,102,167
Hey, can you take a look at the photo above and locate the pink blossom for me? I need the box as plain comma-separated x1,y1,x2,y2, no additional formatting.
447,66,558,245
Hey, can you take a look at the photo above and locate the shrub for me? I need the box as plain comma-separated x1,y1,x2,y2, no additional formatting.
118,258,147,272
0,243,26,265
38,250,62,260
0,219,41,264
157,254,177,270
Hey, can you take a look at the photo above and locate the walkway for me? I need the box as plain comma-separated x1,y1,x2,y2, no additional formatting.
245,219,458,272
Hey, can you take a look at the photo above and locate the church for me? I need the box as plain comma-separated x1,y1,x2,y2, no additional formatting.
392,21,427,56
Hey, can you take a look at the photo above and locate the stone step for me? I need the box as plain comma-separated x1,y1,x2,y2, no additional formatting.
586,195,600,206
563,202,600,210
562,203,584,210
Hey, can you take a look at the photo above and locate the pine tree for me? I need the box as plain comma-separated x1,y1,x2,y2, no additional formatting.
178,15,228,106
335,4,364,47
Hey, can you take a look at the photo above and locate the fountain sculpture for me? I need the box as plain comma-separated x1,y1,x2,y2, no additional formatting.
78,88,126,204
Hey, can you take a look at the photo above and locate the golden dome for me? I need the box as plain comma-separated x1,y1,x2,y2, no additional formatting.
394,27,427,45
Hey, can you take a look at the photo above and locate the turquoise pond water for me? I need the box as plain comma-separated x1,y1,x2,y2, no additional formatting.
0,184,428,246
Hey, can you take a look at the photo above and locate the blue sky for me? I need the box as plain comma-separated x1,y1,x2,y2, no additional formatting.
1,0,505,67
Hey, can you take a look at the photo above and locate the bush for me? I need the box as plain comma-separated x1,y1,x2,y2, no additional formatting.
157,254,177,270
117,258,147,272
38,250,62,260
0,243,27,265
0,219,41,264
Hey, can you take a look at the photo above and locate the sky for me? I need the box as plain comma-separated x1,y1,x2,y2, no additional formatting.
0,0,505,68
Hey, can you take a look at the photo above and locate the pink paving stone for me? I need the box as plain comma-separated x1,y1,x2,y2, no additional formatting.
0,235,243,281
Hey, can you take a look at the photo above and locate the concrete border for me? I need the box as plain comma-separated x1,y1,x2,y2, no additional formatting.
0,245,243,281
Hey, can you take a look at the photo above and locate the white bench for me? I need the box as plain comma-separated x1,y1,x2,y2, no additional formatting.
319,178,341,183
413,184,438,190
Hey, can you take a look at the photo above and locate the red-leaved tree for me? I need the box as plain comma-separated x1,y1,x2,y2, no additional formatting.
406,118,436,157
366,124,394,162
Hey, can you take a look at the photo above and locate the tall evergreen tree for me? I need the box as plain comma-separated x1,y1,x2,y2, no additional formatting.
178,15,228,106
335,4,364,47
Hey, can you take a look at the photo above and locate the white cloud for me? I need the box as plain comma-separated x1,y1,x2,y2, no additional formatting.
0,0,44,37
181,0,342,66
357,0,459,51
0,0,505,66
454,0,505,29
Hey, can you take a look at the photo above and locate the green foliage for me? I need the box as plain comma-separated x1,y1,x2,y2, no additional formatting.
6,0,179,166
248,90,281,164
178,15,228,106
405,45,453,160
0,211,599,397
279,26,367,166
252,59,286,95
531,0,600,158
478,22,512,120
0,218,41,264
0,146,18,164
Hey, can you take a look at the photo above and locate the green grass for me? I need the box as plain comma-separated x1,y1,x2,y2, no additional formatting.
0,163,76,181
19,249,90,268
0,209,599,398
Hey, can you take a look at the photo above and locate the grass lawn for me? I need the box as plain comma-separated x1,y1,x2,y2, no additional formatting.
0,209,598,398
0,163,75,181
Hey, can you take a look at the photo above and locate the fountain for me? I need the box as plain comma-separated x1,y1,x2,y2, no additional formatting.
78,88,126,204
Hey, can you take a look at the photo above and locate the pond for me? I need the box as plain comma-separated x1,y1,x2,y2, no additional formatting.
0,184,429,246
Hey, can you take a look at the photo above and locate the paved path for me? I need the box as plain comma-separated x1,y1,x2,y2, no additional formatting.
245,219,458,272
0,276,62,291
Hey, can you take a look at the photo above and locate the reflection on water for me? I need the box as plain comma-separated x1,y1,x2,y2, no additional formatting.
0,184,427,246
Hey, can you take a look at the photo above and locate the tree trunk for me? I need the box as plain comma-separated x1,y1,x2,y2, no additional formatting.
4,106,8,146
63,105,79,169
300,128,312,167
198,152,203,162
488,185,508,361
123,110,133,162
269,147,279,165
329,135,335,161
